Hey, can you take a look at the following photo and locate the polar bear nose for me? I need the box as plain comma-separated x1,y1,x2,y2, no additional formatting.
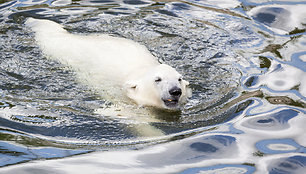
169,87,182,97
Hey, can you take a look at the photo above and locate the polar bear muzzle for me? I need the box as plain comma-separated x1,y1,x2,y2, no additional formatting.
162,86,182,108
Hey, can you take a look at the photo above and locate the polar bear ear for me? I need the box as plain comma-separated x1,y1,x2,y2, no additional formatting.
182,79,189,86
124,81,138,92
124,81,139,103
182,79,192,98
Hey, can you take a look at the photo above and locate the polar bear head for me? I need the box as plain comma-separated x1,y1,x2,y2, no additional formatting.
125,64,191,110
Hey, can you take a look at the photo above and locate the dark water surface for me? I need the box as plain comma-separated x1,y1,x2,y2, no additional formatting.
0,0,305,173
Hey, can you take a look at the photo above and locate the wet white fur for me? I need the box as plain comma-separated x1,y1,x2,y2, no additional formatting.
25,18,191,112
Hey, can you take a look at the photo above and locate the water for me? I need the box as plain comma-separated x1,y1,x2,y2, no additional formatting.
0,0,305,173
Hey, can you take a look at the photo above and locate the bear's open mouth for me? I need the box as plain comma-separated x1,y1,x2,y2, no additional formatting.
163,98,179,108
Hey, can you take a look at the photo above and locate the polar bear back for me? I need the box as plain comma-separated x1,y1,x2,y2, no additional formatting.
26,18,159,85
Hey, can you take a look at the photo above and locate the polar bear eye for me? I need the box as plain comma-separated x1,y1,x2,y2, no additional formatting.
155,77,162,83
178,78,182,82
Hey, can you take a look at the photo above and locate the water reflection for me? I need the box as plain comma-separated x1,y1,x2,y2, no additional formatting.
240,109,299,131
0,106,305,173
256,139,306,154
248,4,306,35
252,62,305,96
244,55,306,103
268,156,306,174
138,135,237,165
179,164,255,174
0,141,90,167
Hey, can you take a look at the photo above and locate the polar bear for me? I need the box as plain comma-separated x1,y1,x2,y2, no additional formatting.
25,18,191,112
